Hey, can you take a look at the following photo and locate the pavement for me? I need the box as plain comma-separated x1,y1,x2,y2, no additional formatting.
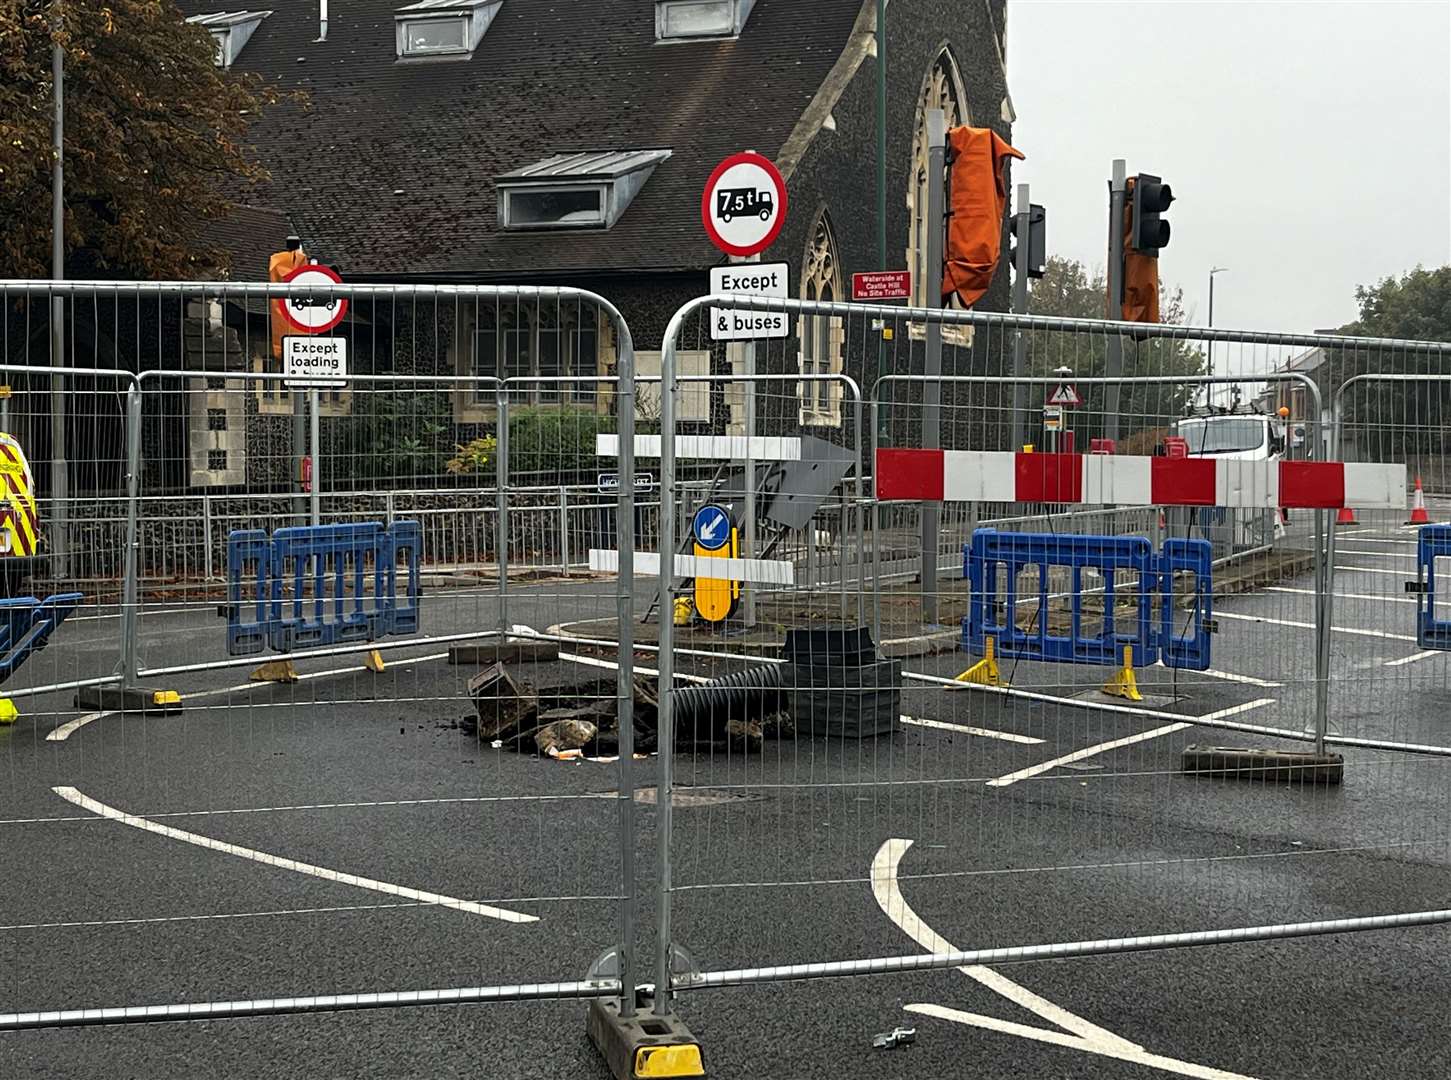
3,505,1451,1079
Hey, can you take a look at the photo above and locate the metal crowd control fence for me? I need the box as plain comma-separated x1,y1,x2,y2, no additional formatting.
645,289,1451,1028
0,280,644,1038
5,275,1451,1080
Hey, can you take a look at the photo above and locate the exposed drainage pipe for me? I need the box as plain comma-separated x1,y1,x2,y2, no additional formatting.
670,664,782,734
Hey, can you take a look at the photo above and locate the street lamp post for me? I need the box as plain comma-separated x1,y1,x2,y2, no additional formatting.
1207,266,1228,407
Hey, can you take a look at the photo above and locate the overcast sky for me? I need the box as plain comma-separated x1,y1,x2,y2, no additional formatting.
1005,0,1451,338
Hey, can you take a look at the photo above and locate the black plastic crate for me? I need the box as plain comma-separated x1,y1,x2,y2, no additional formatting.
781,626,880,668
784,657,902,739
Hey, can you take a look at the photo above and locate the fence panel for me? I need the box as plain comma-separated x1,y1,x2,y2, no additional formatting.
645,291,1451,1018
0,281,641,1032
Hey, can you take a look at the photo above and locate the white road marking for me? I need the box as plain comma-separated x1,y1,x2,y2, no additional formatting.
1265,586,1416,605
1336,549,1415,559
987,723,1191,788
45,653,449,742
1387,650,1441,668
985,701,1276,789
51,786,538,924
905,1004,1262,1080
874,839,1262,1080
1214,610,1416,641
899,715,1045,745
1335,564,1413,577
1154,664,1282,688
872,839,1139,1051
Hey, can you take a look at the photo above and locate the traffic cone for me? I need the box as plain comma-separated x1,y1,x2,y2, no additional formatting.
1335,505,1358,526
1407,476,1431,525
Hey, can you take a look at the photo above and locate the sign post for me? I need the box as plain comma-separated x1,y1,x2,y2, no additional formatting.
278,264,349,528
703,151,788,628
921,109,946,625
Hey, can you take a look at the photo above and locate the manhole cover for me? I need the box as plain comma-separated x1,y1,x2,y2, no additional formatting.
605,787,766,807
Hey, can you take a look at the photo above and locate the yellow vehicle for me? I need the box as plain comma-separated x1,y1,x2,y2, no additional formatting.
0,431,41,598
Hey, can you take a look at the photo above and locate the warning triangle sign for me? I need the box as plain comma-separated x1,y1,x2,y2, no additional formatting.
1048,383,1082,407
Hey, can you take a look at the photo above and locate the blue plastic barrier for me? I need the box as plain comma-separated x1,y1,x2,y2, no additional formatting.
226,529,274,657
271,523,390,652
0,593,83,684
223,522,422,657
1415,525,1451,650
964,529,1213,671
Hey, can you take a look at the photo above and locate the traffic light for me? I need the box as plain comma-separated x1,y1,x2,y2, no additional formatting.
1129,173,1173,256
1020,203,1047,278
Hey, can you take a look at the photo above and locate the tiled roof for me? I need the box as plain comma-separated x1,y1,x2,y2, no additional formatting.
178,0,865,277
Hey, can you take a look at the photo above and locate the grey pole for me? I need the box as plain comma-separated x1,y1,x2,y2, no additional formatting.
119,385,142,687
612,321,638,1019
495,384,509,642
1104,160,1127,444
49,18,70,581
1010,183,1030,453
293,383,308,524
874,0,888,441
919,108,946,625
733,253,760,629
1207,266,1228,408
308,389,321,527
654,325,678,1016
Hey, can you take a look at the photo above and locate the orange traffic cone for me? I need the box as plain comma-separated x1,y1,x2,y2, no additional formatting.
1335,505,1358,525
1407,476,1431,525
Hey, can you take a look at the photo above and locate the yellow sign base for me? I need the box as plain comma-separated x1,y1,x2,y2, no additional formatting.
956,635,1003,687
1101,645,1143,701
363,649,386,673
0,698,17,725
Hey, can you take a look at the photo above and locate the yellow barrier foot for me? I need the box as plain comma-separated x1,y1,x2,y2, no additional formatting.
587,997,704,1080
364,649,386,673
0,698,17,725
1101,646,1143,701
955,636,1002,687
251,660,300,684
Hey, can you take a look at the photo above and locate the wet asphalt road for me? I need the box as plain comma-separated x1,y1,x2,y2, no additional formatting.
3,511,1451,1079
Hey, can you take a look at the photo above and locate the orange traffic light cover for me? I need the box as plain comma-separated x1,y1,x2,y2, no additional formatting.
942,126,1024,310
1120,177,1160,323
269,247,309,359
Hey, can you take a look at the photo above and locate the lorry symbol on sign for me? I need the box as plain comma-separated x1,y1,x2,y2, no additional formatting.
716,188,774,223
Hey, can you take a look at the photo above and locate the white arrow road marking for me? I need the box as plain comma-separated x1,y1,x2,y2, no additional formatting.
52,786,537,924
872,838,1263,1079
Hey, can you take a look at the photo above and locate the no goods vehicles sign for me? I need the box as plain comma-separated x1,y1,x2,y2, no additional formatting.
709,262,790,341
701,152,788,258
284,336,349,389
278,264,349,334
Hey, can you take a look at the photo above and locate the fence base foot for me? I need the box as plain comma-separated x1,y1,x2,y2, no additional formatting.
0,698,17,725
587,997,705,1080
73,686,183,714
364,649,386,673
250,660,299,684
1181,744,1344,785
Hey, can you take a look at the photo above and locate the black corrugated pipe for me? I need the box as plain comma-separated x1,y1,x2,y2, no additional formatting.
670,664,783,737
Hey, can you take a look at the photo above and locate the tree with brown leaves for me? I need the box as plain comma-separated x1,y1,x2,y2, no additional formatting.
0,1,287,279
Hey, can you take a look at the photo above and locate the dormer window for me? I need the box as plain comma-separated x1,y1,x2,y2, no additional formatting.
497,150,671,231
654,0,756,41
185,10,271,69
395,0,500,61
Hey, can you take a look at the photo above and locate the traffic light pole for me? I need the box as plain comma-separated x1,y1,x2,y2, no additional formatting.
1104,159,1127,444
1011,182,1031,453
919,108,946,626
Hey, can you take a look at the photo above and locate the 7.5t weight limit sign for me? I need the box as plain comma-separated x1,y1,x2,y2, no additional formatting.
702,152,787,258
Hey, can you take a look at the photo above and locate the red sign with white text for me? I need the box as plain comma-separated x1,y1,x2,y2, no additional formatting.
851,270,912,301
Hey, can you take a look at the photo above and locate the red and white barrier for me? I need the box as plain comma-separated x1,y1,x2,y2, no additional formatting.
875,449,1406,511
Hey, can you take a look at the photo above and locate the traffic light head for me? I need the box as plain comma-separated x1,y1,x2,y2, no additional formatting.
1011,203,1048,279
1130,173,1173,256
